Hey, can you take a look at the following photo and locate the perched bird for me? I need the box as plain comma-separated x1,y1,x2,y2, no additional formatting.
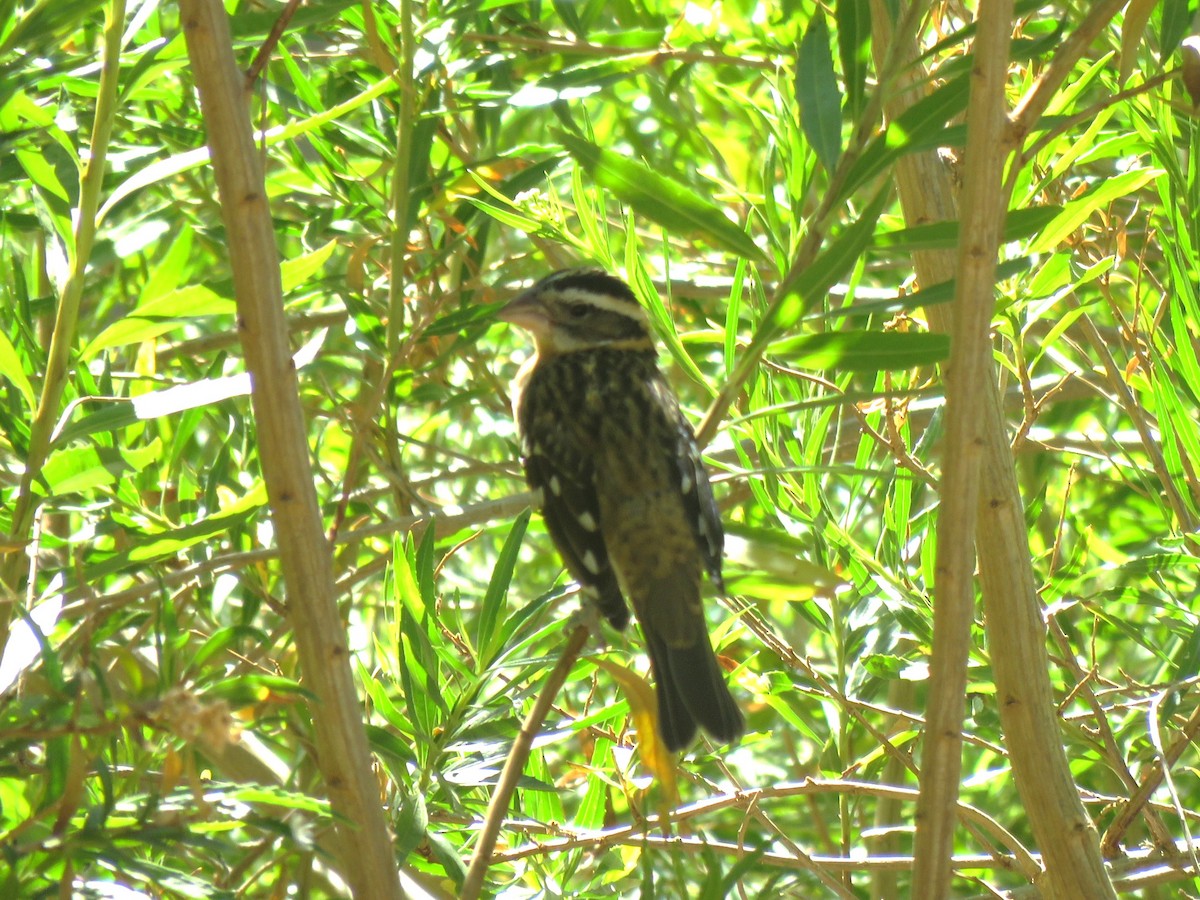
497,267,743,751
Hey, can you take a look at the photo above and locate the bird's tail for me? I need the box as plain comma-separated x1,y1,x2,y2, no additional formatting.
645,629,743,752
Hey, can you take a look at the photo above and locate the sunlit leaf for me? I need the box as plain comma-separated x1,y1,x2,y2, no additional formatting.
770,330,949,371
560,133,766,262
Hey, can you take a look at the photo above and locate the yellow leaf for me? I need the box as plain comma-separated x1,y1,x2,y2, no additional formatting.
593,657,679,804
1119,0,1157,87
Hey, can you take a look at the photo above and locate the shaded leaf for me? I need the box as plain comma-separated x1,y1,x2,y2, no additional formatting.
835,0,871,114
797,13,843,171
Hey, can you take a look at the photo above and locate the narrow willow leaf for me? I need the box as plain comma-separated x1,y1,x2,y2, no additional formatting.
875,205,1063,251
725,257,748,376
560,132,765,262
574,737,613,830
1161,0,1191,64
626,237,710,391
1029,168,1164,253
39,441,160,497
82,284,233,358
426,301,507,337
771,330,950,371
797,13,843,171
839,75,970,200
191,625,271,671
776,184,890,324
0,329,35,409
810,258,1031,321
478,509,530,665
835,0,871,114
281,240,337,292
1119,0,1158,86
464,196,542,233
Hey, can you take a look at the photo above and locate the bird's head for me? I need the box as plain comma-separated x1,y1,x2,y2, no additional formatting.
497,268,654,356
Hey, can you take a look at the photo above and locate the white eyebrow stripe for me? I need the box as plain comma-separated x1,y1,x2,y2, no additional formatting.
554,288,650,326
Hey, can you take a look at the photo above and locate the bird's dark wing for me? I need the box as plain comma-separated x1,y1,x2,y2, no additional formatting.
650,378,725,594
520,379,630,630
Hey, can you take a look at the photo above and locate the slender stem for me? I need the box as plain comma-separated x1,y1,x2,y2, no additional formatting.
461,624,591,899
1,0,126,644
179,1,403,895
913,0,1014,895
387,0,417,361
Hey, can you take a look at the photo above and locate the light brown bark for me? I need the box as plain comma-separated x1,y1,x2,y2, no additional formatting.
179,2,403,896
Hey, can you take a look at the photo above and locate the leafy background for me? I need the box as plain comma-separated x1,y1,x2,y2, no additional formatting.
2,0,1199,897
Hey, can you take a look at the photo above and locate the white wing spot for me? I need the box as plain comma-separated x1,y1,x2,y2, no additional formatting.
681,471,694,494
582,550,601,574
548,475,562,496
577,510,598,531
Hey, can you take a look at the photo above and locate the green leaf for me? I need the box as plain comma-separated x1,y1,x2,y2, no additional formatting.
38,440,161,496
204,674,309,706
811,258,1032,321
281,240,337,293
797,13,843,171
770,330,950,371
427,828,469,889
0,328,35,410
836,0,871,113
393,789,430,859
190,626,271,671
1118,0,1157,87
477,509,530,666
559,132,765,262
426,301,507,337
465,195,543,233
875,205,1063,251
102,481,267,568
777,184,890,322
626,239,710,390
395,534,447,740
573,737,613,830
1160,0,1190,63
82,285,233,358
839,74,970,200
1029,168,1164,253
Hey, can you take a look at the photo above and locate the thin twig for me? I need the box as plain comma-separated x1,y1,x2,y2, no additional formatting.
244,0,302,89
460,624,591,899
493,779,1040,879
1008,0,1132,139
464,31,776,71
56,493,535,615
1101,697,1200,854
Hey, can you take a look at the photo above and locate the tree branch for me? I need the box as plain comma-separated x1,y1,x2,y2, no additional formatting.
178,1,402,896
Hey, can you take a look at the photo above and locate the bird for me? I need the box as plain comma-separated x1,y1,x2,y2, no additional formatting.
497,267,744,752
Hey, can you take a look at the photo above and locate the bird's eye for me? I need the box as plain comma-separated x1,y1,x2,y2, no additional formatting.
565,303,591,319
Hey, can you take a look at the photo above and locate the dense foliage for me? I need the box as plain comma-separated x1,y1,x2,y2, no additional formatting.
2,0,1199,896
